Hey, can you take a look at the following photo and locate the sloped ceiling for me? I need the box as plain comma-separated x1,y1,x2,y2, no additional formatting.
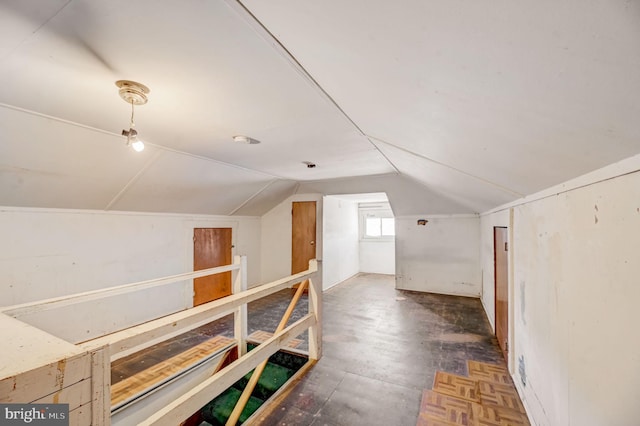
1,0,639,216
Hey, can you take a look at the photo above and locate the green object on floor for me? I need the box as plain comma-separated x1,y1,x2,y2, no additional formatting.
236,362,295,400
200,348,305,425
201,387,263,425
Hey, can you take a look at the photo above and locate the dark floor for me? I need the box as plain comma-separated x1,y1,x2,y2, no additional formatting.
253,273,505,426
111,273,504,426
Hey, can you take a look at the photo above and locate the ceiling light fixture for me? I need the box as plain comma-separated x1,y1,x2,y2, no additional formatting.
233,135,261,144
116,80,150,152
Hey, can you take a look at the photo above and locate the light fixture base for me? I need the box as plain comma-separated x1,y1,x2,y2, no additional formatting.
116,80,150,105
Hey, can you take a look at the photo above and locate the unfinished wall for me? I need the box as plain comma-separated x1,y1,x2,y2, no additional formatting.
322,196,359,290
480,164,640,426
260,194,323,284
0,207,261,342
395,215,481,296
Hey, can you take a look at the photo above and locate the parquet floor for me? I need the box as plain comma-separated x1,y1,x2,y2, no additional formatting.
417,361,530,426
247,330,303,349
111,335,235,407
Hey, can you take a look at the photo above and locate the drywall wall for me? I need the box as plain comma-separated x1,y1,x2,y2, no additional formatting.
479,209,510,330
360,240,395,274
260,193,323,284
0,207,261,342
395,215,481,296
480,167,640,425
322,196,359,290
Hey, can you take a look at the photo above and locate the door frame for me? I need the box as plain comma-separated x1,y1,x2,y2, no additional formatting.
494,226,509,362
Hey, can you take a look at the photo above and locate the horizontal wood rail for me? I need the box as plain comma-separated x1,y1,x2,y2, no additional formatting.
1,263,240,318
2,255,322,426
140,314,316,426
81,260,318,357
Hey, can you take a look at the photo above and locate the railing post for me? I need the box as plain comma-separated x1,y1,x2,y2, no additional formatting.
91,345,111,425
233,255,248,356
308,259,322,360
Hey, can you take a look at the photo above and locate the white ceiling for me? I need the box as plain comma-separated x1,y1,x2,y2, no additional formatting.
1,0,638,215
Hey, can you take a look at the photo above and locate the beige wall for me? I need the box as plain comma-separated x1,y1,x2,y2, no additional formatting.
481,166,640,425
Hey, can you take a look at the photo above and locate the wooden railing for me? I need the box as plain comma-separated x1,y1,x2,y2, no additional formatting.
0,256,322,426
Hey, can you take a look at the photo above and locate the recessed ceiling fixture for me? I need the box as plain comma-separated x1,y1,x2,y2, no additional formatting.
302,161,316,168
233,135,261,144
116,80,150,152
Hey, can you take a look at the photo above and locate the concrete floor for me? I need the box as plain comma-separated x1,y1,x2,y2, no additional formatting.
253,273,505,426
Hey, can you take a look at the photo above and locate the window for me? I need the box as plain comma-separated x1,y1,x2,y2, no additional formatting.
359,203,395,241
364,217,395,237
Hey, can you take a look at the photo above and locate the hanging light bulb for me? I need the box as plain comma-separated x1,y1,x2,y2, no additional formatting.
116,80,150,153
131,140,145,152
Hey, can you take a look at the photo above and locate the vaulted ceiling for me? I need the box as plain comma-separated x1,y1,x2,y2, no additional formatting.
1,1,638,216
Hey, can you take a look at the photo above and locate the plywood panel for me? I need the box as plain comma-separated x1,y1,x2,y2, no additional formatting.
0,352,91,404
32,378,91,409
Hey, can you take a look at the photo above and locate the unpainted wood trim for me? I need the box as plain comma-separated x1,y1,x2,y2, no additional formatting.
138,314,316,426
2,263,241,318
81,265,318,356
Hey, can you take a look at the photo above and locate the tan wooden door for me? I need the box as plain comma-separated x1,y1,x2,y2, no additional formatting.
292,201,317,276
193,228,232,306
494,227,509,361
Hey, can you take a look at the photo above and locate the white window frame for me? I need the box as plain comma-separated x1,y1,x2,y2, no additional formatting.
359,206,395,242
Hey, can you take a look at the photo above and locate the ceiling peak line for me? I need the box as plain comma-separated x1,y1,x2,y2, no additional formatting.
104,150,165,211
400,173,480,213
301,172,398,186
227,178,281,215
225,0,400,175
368,135,525,197
0,102,287,181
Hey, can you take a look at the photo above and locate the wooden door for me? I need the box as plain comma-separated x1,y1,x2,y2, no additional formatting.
292,201,317,275
193,228,232,306
494,227,509,361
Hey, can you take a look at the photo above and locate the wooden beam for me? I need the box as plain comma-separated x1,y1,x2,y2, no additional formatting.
233,255,248,356
81,266,318,356
138,314,315,426
225,280,309,425
2,264,240,318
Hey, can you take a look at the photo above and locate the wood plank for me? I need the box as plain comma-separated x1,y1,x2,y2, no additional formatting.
81,265,317,356
233,255,248,356
307,269,322,360
0,351,91,404
0,314,86,383
139,314,315,426
2,264,239,318
226,281,308,425
31,378,91,409
111,335,235,407
91,347,111,426
69,402,92,426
